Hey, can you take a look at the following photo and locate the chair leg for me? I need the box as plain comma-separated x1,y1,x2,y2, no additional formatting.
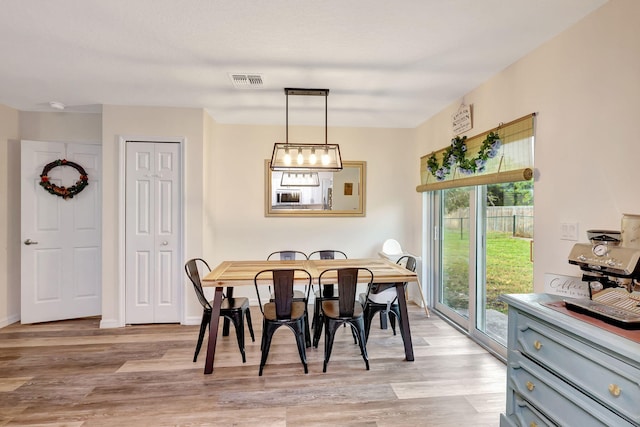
193,310,211,363
303,305,311,348
259,321,279,376
390,306,402,340
245,307,255,342
363,305,380,342
222,317,231,336
379,310,388,329
313,308,323,348
322,318,342,372
389,306,400,336
230,313,246,363
352,318,369,370
290,321,308,374
312,297,321,329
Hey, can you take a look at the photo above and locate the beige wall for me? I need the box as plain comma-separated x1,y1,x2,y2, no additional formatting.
200,123,419,301
100,105,206,326
0,105,19,327
0,110,102,327
415,0,640,291
19,111,102,142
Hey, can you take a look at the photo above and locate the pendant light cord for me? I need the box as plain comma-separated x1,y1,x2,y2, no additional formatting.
325,91,328,145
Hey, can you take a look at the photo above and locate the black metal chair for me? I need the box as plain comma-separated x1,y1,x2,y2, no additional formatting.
267,250,311,347
308,250,348,347
360,255,416,342
254,268,312,376
318,267,374,372
184,258,255,363
267,250,308,261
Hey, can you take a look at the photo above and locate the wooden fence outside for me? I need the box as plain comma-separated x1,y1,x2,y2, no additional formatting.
444,206,533,238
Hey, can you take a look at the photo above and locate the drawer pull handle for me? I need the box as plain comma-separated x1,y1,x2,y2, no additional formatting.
533,340,542,350
530,422,538,427
608,384,621,397
526,381,535,392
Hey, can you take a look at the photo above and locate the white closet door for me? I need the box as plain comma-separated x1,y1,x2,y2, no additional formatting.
125,141,181,323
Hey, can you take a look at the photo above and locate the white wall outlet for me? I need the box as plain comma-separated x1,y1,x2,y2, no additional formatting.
560,222,579,241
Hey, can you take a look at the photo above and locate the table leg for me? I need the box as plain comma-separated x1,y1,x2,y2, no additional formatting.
204,286,224,374
395,282,414,361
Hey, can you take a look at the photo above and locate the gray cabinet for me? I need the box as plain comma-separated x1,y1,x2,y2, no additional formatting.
500,293,640,427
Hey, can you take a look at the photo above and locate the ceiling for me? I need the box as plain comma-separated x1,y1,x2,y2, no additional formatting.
0,0,607,128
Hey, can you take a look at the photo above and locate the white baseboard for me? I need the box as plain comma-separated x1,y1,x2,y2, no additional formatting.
99,318,123,329
183,315,202,326
0,313,20,329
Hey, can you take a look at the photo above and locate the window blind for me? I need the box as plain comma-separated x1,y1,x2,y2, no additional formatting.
416,113,535,193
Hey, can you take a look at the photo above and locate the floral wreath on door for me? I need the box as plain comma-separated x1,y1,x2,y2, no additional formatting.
39,159,89,200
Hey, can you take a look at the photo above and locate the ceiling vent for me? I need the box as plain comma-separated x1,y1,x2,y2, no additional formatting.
229,73,264,88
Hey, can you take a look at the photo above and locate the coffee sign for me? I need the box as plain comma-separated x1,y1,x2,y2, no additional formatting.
452,104,472,135
544,273,590,298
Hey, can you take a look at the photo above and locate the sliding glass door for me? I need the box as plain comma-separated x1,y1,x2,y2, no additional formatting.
433,182,533,355
436,187,472,327
476,183,533,348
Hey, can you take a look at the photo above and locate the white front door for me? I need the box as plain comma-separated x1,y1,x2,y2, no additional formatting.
20,140,102,324
125,141,181,324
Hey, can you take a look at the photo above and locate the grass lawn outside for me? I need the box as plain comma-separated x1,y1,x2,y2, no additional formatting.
442,229,533,314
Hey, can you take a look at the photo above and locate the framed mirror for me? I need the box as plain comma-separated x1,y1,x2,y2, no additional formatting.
265,160,366,217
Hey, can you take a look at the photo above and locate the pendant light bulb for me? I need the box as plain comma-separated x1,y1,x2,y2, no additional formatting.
283,148,291,166
309,148,317,165
296,148,304,165
322,148,330,166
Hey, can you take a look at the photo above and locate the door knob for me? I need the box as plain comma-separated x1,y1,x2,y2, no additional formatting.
24,239,39,245
162,241,168,246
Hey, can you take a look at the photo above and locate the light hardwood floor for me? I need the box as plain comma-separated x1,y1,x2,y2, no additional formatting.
0,304,506,426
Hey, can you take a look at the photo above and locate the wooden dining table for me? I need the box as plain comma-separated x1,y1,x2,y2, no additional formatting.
201,257,420,374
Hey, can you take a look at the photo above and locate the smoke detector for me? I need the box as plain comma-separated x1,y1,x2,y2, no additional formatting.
229,73,264,89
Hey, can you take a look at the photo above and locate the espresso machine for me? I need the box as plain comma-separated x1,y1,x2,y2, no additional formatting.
566,229,640,328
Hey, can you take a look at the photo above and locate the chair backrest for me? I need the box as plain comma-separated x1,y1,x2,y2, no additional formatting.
364,256,416,302
254,268,312,319
308,250,347,260
319,267,374,317
396,255,417,273
184,258,212,311
267,250,308,261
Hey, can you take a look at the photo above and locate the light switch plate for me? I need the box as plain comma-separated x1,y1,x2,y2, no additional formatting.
560,222,579,241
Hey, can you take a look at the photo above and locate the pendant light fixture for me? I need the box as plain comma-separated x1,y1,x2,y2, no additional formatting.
270,88,342,172
280,171,320,187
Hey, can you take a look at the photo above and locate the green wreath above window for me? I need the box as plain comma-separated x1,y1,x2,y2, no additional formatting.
40,159,89,200
426,131,502,181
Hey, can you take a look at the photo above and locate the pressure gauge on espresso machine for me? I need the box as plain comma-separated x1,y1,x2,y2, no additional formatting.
587,230,621,258
592,243,609,257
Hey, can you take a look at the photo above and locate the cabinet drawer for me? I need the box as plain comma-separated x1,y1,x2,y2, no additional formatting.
509,393,555,427
514,310,640,422
509,354,635,427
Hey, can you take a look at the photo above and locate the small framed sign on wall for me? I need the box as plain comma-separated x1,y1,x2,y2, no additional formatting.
452,103,472,135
